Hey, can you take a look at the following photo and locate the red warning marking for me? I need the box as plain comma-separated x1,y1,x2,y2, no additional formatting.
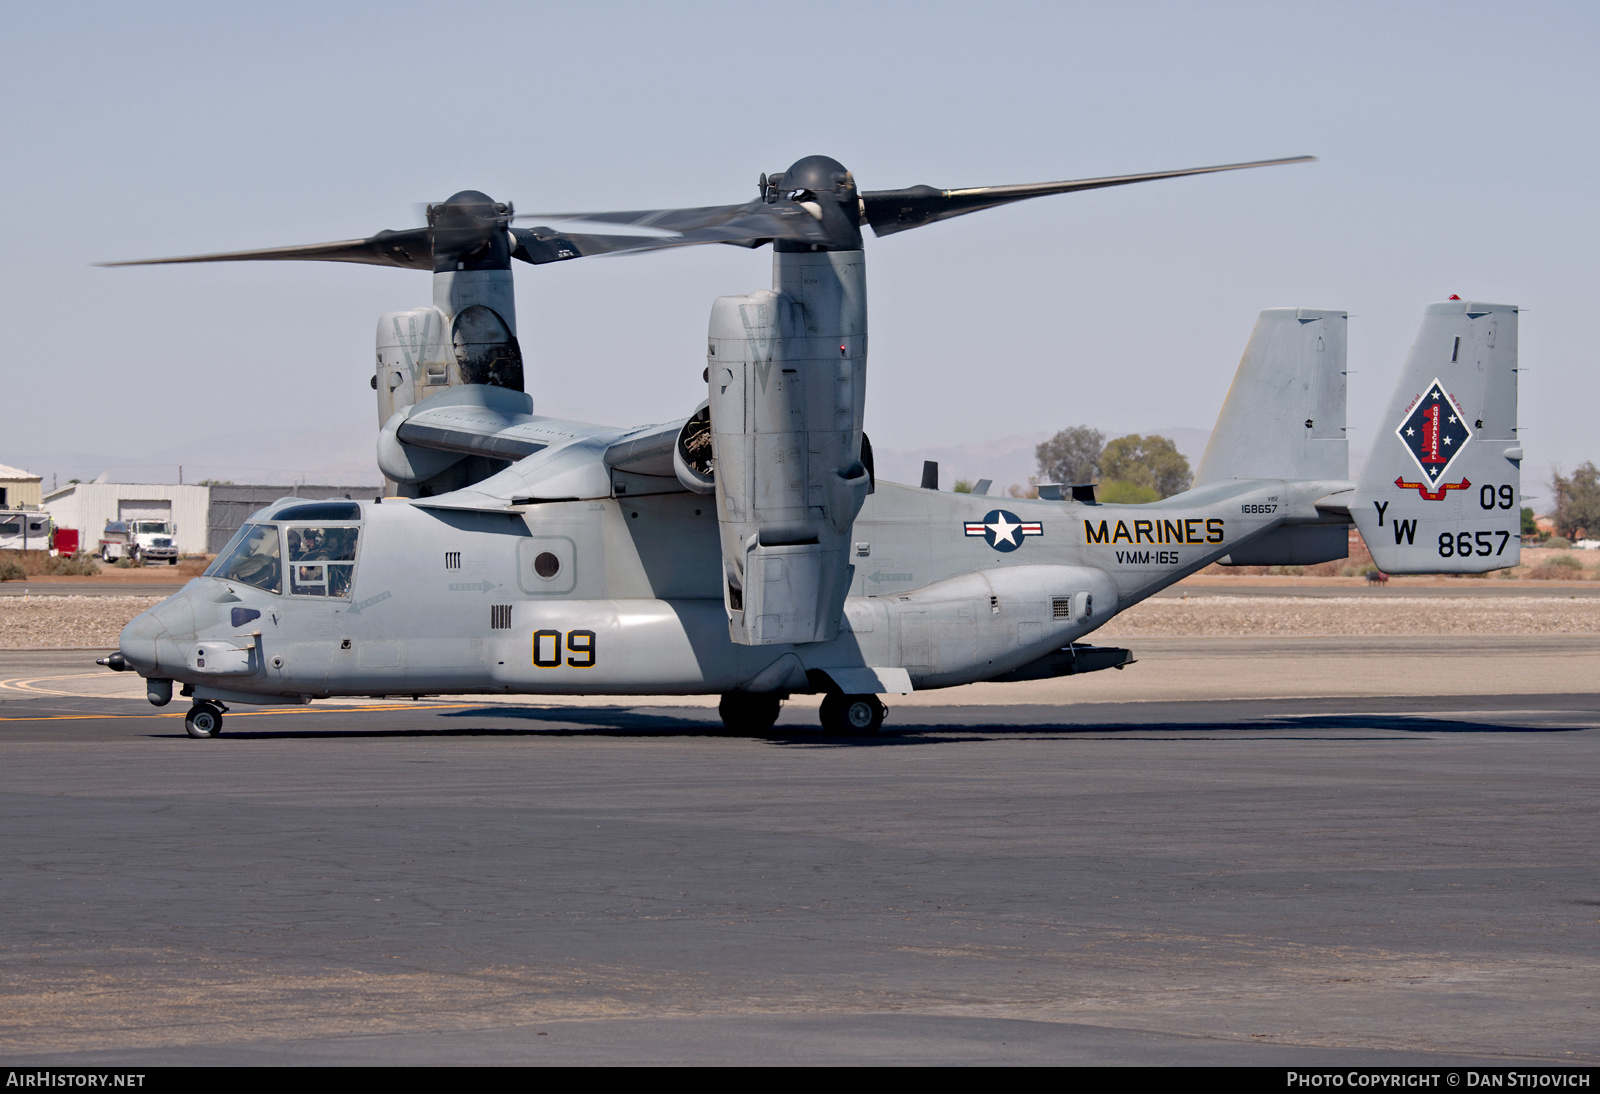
1395,476,1471,501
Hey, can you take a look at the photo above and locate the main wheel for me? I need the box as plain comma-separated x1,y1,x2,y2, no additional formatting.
184,701,224,739
717,692,782,734
819,693,885,737
167,557,178,566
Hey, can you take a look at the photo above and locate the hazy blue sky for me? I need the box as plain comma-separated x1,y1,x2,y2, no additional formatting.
1,1,1595,492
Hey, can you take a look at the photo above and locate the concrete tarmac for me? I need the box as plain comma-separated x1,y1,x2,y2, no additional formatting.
8,578,1600,598
2,644,1598,1065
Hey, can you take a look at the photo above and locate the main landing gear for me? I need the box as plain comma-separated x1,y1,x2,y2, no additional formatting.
184,700,226,739
716,691,888,736
819,693,886,737
717,692,782,734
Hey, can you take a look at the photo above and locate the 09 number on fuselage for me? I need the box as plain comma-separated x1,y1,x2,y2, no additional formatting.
533,629,597,668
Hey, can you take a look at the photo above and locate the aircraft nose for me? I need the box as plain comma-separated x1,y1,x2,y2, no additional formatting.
119,591,198,675
118,607,168,674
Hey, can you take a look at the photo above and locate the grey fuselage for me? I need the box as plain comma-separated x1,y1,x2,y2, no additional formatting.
118,473,1346,705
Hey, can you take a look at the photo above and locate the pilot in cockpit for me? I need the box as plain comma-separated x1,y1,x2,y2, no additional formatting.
286,526,358,597
293,527,328,560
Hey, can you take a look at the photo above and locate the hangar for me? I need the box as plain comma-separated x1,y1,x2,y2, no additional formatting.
42,481,381,556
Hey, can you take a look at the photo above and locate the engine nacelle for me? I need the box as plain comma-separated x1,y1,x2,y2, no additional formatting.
375,307,451,429
673,402,716,494
374,299,524,497
709,249,871,646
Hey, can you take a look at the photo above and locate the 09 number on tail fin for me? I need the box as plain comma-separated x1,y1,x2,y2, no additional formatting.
1351,300,1520,574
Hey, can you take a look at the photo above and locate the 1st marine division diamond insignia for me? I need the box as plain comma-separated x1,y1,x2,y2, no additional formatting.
963,509,1043,553
1395,378,1472,500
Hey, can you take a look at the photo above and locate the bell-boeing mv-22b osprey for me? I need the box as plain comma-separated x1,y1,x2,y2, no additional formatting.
98,154,1524,738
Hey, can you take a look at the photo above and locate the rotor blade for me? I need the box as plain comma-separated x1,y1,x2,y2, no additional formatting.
671,206,831,246
861,155,1316,236
516,203,749,233
96,228,435,270
516,201,830,245
512,205,829,264
509,226,704,264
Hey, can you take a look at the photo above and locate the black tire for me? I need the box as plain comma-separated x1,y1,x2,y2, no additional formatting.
819,693,885,737
717,692,782,734
184,702,224,739
167,557,177,566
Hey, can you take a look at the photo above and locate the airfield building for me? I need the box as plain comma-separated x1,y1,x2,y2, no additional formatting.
0,463,43,510
42,482,381,556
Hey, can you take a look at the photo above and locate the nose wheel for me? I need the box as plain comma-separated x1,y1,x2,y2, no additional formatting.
819,693,885,737
184,701,226,739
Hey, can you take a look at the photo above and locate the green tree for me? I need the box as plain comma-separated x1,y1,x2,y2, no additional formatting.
1097,481,1161,504
1100,434,1192,499
1521,507,1537,536
1550,463,1600,539
1035,426,1104,486
953,479,973,494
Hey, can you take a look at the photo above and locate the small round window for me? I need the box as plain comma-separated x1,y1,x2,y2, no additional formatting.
533,551,561,579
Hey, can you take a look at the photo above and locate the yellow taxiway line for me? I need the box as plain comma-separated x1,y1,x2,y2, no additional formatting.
0,672,117,695
0,702,482,722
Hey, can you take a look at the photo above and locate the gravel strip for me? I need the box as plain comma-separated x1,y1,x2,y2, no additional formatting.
3,593,1599,651
0,596,165,650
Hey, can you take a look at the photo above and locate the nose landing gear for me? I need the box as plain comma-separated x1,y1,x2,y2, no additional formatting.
184,700,226,739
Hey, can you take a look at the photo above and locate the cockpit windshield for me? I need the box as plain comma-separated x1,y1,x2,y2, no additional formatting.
286,525,360,598
203,523,282,594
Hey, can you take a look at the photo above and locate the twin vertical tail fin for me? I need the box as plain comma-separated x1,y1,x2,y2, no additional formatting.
1193,301,1522,574
1351,301,1521,573
1193,308,1348,485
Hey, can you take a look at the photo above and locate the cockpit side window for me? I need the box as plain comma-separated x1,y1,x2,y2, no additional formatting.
203,523,282,594
286,525,360,598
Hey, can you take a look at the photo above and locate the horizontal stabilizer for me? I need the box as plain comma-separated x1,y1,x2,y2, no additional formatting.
1195,308,1348,485
1222,523,1348,567
1351,301,1520,573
